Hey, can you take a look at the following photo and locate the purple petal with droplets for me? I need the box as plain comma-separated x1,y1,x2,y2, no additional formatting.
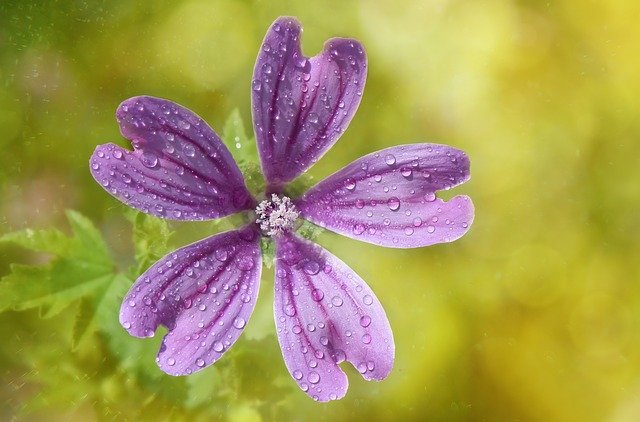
251,17,367,186
90,96,254,220
274,233,394,402
119,225,261,376
296,143,474,248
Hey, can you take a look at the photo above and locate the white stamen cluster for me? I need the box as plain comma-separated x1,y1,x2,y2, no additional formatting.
255,194,299,237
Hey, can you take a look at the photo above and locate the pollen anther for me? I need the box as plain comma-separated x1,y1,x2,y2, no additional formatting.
255,194,299,236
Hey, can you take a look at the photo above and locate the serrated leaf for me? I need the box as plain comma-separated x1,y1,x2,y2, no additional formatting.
222,108,256,163
128,212,173,275
0,261,112,316
0,211,114,316
65,209,112,267
0,227,71,256
72,296,96,349
221,109,263,195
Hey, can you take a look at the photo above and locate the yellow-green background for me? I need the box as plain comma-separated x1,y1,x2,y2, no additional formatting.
1,0,639,421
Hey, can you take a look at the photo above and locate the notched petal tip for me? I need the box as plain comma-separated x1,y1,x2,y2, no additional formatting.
252,18,368,185
91,96,255,220
296,143,474,248
118,226,262,376
274,233,395,401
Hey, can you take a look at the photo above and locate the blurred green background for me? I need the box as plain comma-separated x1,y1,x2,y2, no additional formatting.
1,0,639,421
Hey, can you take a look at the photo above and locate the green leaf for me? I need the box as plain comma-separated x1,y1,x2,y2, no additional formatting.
0,211,114,316
65,210,112,267
72,296,95,349
128,212,173,275
222,108,257,163
0,227,71,256
221,109,264,195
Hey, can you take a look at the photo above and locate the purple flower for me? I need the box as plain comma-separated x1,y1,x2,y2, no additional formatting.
89,16,474,402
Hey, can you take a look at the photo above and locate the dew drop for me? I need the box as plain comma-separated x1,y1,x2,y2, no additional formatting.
387,197,400,211
311,289,324,302
284,303,296,316
213,342,224,352
234,317,246,329
352,223,365,235
293,370,303,380
331,296,343,307
363,295,373,305
427,225,436,233
362,334,372,344
303,260,320,275
196,358,205,367
360,315,372,327
345,178,356,191
384,154,396,166
141,152,158,168
252,79,262,92
215,249,228,262
167,358,176,366
183,143,196,157
308,371,320,384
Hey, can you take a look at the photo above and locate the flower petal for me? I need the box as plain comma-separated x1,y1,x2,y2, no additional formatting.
251,17,367,186
119,225,262,375
274,233,394,401
296,144,474,248
90,96,254,220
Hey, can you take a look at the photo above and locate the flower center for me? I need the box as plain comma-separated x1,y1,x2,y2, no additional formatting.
255,194,299,237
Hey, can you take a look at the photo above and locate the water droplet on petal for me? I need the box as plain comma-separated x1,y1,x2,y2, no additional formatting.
363,295,373,305
303,260,320,275
427,225,436,233
362,334,372,344
345,178,356,191
213,342,224,352
183,143,196,157
387,197,400,211
293,370,303,380
308,371,320,384
234,317,246,329
385,154,396,166
360,315,372,327
311,289,324,302
141,152,158,168
284,303,296,316
167,358,176,366
331,296,343,307
352,224,365,235
196,358,205,367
